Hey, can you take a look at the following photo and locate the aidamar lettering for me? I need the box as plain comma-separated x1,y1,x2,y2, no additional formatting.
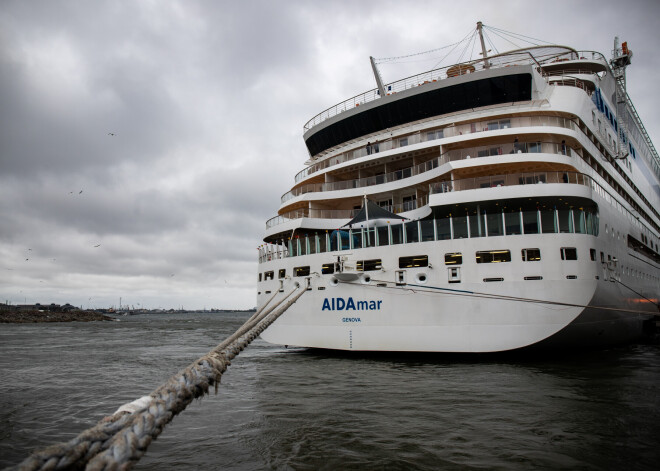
322,297,382,311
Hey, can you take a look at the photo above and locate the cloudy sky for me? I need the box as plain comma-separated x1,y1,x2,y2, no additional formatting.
1,0,659,310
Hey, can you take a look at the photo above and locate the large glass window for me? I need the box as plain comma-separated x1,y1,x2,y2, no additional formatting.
505,211,522,235
420,219,435,242
541,209,557,233
294,266,310,277
391,225,403,245
405,221,419,243
469,212,485,238
522,210,539,234
436,216,451,240
321,263,335,274
377,226,389,246
487,212,504,236
453,215,469,239
558,209,573,233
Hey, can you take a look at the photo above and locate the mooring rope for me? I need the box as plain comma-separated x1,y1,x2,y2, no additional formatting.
11,285,306,471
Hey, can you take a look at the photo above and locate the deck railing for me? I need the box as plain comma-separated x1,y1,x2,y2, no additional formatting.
295,115,577,183
302,49,604,133
283,140,578,204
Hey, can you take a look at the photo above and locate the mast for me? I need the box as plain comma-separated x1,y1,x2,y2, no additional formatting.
610,37,633,159
370,56,387,98
477,21,491,69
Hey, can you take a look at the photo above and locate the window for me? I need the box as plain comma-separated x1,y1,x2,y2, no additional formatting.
357,259,382,271
560,248,578,261
399,255,429,268
399,137,408,147
505,211,522,235
476,250,511,263
264,271,274,281
590,249,596,261
522,248,541,261
445,253,462,265
258,273,262,282
278,269,286,279
321,263,335,274
294,266,310,277
528,142,542,153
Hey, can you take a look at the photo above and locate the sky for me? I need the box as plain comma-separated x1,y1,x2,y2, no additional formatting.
1,0,659,310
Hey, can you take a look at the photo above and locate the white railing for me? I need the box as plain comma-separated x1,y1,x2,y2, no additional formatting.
302,49,604,133
283,140,578,204
295,115,577,183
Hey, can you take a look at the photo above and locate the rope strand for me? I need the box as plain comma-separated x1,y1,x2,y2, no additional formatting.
12,286,306,471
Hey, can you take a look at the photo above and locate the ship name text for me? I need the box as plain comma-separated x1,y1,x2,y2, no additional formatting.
322,297,382,311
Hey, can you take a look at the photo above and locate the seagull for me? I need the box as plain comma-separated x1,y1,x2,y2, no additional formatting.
108,132,115,136
25,258,29,261
94,244,101,248
79,190,83,194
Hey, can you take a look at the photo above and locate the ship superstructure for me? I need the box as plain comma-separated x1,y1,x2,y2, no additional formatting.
256,23,659,352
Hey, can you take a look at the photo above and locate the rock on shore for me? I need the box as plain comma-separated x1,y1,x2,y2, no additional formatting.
0,309,114,323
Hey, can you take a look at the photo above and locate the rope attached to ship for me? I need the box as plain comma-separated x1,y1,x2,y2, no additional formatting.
11,285,306,471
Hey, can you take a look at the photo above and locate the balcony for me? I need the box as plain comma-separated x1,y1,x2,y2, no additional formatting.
283,140,578,204
295,115,577,183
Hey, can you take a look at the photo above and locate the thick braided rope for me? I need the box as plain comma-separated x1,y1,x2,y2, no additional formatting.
10,287,305,471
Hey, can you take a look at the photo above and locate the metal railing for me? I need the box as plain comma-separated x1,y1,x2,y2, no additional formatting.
295,115,577,183
303,49,605,133
429,171,590,194
283,140,578,204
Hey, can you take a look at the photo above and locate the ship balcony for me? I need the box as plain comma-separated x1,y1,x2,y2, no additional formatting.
266,170,591,233
281,140,581,206
296,115,579,184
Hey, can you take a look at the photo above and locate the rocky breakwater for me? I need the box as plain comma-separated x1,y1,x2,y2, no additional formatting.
0,308,114,323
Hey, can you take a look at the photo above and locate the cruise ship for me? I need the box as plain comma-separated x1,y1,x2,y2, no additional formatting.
256,23,660,352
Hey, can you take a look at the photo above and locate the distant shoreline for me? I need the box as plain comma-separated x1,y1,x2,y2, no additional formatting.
0,310,114,323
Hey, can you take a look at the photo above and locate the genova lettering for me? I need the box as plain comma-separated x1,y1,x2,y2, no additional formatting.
322,297,382,311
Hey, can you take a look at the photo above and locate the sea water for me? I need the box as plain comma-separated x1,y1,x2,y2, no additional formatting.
1,312,659,470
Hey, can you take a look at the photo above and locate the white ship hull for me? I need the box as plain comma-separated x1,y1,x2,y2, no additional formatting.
259,230,655,352
257,29,660,352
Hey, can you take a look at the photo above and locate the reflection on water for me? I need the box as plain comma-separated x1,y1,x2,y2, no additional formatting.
1,313,659,470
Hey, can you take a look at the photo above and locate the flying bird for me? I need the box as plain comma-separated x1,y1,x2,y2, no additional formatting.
94,244,101,248
79,190,83,194
108,132,115,136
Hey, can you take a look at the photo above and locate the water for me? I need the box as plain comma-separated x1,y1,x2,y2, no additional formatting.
1,312,659,470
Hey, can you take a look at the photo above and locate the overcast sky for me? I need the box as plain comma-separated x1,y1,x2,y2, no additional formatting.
1,0,659,310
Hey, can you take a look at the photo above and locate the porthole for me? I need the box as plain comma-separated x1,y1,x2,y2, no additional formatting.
330,278,339,287
416,273,428,284
361,275,372,284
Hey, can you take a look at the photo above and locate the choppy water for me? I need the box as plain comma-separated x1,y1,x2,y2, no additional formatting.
1,312,659,470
